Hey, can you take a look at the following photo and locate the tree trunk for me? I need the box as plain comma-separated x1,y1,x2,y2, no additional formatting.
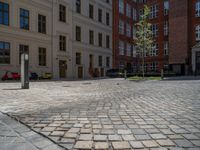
142,48,145,79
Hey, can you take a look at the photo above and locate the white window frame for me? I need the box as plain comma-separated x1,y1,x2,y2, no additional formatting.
164,42,169,56
119,41,125,55
133,8,137,21
196,0,200,17
119,20,124,35
126,24,131,37
119,0,124,14
151,24,158,37
150,43,158,56
196,25,200,41
164,0,169,16
126,43,131,56
126,3,131,18
164,21,168,36
150,4,158,19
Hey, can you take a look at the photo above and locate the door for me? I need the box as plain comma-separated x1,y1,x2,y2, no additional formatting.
100,68,104,77
78,66,83,79
196,51,200,75
59,60,67,78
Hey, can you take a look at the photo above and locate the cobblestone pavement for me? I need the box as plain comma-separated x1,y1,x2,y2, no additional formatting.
0,112,64,150
0,79,200,150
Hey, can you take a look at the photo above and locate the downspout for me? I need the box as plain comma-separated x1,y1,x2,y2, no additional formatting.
51,0,54,78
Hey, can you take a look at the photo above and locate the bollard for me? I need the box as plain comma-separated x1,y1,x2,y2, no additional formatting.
21,53,29,89
161,69,164,80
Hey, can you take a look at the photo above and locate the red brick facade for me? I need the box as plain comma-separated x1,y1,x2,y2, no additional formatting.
113,0,197,75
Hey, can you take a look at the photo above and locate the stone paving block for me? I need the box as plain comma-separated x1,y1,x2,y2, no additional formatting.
117,129,132,135
135,134,151,140
182,134,199,140
122,134,135,141
129,141,144,149
60,138,75,143
41,127,56,132
156,139,175,147
50,131,65,136
142,140,159,148
67,128,80,133
112,141,131,149
95,142,109,149
167,134,184,140
191,140,200,147
74,141,93,149
108,135,122,141
64,133,77,139
150,134,167,139
79,134,93,140
174,139,194,148
101,129,115,135
94,135,107,141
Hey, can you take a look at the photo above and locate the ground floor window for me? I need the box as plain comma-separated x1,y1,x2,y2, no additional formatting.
0,41,10,64
39,47,46,66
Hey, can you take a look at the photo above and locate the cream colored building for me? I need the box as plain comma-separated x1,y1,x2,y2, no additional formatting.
71,0,112,79
0,0,112,80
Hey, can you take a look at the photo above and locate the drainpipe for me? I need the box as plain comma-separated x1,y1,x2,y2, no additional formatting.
51,0,54,78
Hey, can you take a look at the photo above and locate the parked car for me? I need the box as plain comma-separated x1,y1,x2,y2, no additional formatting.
106,69,124,78
40,72,52,79
1,71,20,81
29,72,38,80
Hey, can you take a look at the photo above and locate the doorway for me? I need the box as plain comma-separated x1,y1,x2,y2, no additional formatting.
78,66,83,79
59,60,67,78
196,51,200,75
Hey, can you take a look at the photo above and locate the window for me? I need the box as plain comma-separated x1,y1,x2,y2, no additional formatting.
98,56,102,67
98,9,102,22
126,3,131,18
133,8,137,21
119,20,124,34
106,12,110,26
98,33,102,47
0,2,9,25
196,0,200,17
196,25,200,41
139,9,144,19
20,8,29,30
164,21,168,36
164,42,169,56
38,14,46,34
150,43,158,56
59,4,66,22
119,0,124,14
150,62,158,72
0,41,10,64
59,35,66,51
89,54,93,68
132,45,136,57
76,26,81,41
164,0,169,16
76,0,81,13
119,41,125,55
133,26,136,38
106,57,110,67
126,43,131,56
151,24,158,37
39,47,46,66
89,30,94,45
76,52,81,65
89,4,93,19
106,35,110,48
150,4,158,19
126,24,131,37
19,45,29,64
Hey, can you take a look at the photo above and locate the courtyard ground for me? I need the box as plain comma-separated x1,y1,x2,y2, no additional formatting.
0,78,200,150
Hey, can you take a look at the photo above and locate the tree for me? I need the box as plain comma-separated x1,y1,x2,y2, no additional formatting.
135,5,153,78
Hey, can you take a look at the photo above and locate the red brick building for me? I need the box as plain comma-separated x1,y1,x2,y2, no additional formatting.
113,0,200,75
